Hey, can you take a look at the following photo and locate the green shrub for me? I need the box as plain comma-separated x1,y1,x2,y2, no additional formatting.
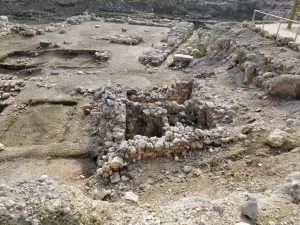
192,43,207,58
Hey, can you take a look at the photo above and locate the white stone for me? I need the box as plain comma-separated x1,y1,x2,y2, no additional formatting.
109,157,124,170
0,143,5,151
39,174,49,181
93,188,109,200
267,129,287,148
241,197,258,221
22,29,36,37
0,16,8,21
195,129,205,137
165,131,173,138
110,172,121,183
121,175,130,182
183,166,192,173
173,54,193,62
137,140,147,149
125,191,139,203
128,146,137,155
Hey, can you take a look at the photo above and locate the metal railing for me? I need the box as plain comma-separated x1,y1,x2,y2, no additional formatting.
252,10,300,42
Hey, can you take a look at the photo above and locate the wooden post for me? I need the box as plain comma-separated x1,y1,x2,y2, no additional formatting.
288,0,299,29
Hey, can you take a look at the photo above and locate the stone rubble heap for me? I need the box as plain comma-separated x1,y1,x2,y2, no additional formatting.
160,170,300,225
108,34,144,45
44,13,96,33
88,80,235,182
139,22,194,66
128,18,174,28
65,13,93,25
0,171,299,225
0,13,94,37
0,15,11,36
168,28,211,69
0,74,26,112
104,17,126,24
168,54,194,68
103,16,175,28
208,23,300,99
242,21,300,52
0,16,44,37
0,176,102,225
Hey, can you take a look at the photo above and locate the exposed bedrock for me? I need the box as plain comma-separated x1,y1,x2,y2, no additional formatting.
0,0,295,20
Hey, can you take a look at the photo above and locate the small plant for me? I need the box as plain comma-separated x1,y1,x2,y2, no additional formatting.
192,43,207,58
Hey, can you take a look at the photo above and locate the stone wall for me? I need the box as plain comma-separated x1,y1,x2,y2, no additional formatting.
88,80,236,182
0,0,295,20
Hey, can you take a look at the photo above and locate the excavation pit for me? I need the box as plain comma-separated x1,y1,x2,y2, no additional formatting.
125,109,165,140
0,49,110,70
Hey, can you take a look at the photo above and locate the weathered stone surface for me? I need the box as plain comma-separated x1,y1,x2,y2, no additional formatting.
110,172,121,183
109,157,125,170
268,75,300,99
22,28,36,37
139,22,193,66
92,188,109,200
0,15,8,21
0,177,103,224
243,62,256,84
266,129,287,148
0,143,4,151
125,191,139,203
173,54,193,62
241,197,258,221
109,35,143,45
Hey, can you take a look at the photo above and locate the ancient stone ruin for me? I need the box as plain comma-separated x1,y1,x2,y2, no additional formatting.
88,80,236,182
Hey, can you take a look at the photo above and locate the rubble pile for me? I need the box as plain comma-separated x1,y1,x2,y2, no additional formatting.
88,80,235,181
242,21,300,52
167,27,211,69
207,23,300,99
175,28,210,56
108,34,144,45
0,15,11,36
104,17,126,23
139,22,194,66
65,13,93,25
0,16,44,37
128,18,174,27
0,74,26,112
0,176,103,225
0,13,95,37
103,16,175,27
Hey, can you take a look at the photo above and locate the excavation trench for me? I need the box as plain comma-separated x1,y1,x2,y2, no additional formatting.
126,109,165,140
